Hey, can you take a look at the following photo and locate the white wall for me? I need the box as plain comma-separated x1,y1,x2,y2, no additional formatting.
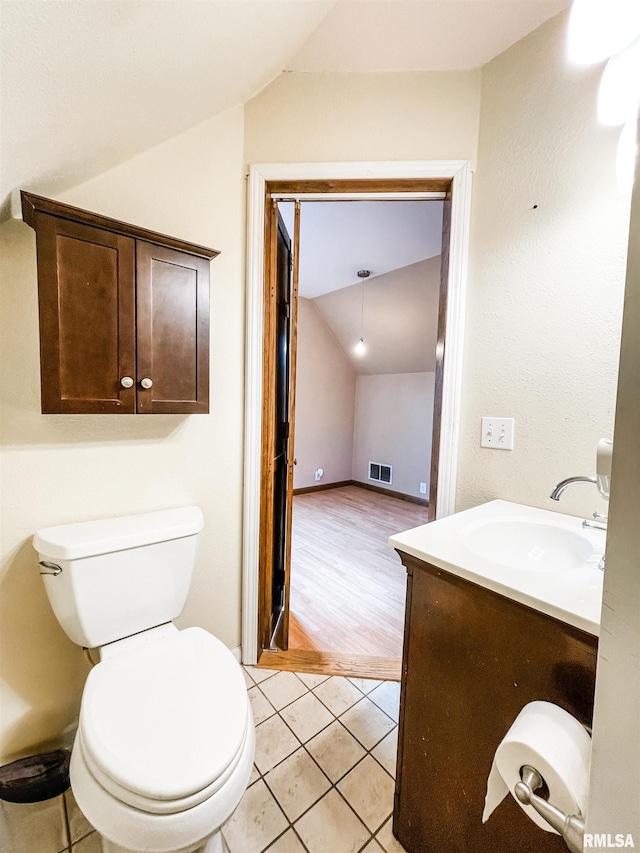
458,12,631,520
353,373,435,499
244,70,482,166
293,298,356,489
0,105,246,764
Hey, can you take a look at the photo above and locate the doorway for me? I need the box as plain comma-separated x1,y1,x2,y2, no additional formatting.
280,199,442,668
242,162,473,672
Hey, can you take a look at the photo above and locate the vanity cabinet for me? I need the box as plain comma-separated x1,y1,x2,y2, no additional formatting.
22,192,218,414
393,551,597,853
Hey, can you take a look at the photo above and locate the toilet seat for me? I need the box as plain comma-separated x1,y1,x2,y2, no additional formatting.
78,627,249,815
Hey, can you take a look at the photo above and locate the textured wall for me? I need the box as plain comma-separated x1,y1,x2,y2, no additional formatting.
0,106,246,764
352,373,435,499
458,12,631,520
293,299,356,490
244,70,481,167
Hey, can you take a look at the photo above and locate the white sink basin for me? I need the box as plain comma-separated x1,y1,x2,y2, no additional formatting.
388,500,606,636
464,518,594,572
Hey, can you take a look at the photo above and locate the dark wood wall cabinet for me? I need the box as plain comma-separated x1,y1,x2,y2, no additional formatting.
22,191,219,414
393,551,597,853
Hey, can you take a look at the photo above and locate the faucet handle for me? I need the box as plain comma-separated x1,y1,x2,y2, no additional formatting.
593,512,608,522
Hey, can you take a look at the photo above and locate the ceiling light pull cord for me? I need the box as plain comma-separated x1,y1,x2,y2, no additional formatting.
355,269,370,356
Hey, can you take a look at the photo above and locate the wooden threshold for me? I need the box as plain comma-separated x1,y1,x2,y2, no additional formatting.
257,648,401,681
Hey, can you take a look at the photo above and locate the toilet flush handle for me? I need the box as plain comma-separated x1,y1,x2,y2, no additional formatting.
39,561,62,576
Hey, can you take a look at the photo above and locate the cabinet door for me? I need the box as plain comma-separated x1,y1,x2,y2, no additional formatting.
35,213,136,414
135,242,210,414
395,556,597,853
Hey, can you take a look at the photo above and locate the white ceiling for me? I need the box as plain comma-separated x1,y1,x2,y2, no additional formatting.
0,0,334,219
0,0,569,220
289,0,569,72
280,201,444,298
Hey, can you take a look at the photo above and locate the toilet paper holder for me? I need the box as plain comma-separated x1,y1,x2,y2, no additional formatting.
515,765,585,853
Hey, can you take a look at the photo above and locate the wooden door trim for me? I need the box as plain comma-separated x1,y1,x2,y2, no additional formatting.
266,178,450,195
258,199,278,650
281,202,301,646
243,161,473,664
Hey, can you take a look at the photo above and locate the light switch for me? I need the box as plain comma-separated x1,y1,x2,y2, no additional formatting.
481,417,515,450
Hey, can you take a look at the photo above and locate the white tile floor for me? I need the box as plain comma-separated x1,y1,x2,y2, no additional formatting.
223,667,406,853
9,667,406,853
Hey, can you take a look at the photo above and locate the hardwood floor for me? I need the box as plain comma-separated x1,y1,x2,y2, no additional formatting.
288,485,428,659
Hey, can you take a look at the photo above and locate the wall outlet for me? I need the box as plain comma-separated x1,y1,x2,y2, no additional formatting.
315,468,323,481
481,417,515,450
419,482,427,494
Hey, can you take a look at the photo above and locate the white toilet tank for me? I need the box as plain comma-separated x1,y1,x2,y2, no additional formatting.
33,506,204,649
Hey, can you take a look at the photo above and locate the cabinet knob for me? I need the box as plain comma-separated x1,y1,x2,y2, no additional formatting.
120,376,134,389
140,378,153,390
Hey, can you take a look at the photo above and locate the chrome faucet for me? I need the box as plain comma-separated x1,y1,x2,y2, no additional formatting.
549,478,607,571
549,475,597,501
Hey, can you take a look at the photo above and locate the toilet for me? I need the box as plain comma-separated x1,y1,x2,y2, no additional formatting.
33,506,254,853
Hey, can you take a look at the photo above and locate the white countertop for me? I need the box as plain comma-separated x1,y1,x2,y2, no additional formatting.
389,500,605,637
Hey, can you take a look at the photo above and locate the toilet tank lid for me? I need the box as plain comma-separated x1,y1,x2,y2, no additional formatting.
33,507,204,561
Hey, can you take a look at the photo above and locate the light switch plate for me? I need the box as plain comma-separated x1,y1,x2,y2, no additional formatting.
481,417,515,450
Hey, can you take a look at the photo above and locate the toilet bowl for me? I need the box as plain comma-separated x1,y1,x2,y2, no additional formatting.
33,507,254,853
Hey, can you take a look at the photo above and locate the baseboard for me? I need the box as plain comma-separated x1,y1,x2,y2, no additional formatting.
294,479,428,506
293,480,352,495
352,480,429,507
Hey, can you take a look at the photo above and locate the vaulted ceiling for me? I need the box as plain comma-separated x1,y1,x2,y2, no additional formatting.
280,200,444,298
0,0,569,220
312,256,442,375
281,200,444,374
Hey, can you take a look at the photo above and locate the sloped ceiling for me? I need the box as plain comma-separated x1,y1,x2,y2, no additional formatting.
284,199,444,374
288,0,569,72
281,200,444,298
0,0,569,221
313,256,442,375
0,0,335,218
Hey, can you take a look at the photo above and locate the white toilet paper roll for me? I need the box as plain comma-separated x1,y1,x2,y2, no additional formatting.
482,701,591,833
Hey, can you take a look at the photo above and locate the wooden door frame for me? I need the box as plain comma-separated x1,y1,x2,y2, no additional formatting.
242,161,473,664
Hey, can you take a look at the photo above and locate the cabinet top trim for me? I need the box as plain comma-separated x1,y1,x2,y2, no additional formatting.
21,191,220,260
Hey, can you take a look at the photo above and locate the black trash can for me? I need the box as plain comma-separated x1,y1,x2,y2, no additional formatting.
0,749,70,803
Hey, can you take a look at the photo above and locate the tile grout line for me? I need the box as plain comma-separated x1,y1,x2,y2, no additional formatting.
254,692,397,780
242,666,401,853
60,792,72,853
252,672,397,740
256,711,396,849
